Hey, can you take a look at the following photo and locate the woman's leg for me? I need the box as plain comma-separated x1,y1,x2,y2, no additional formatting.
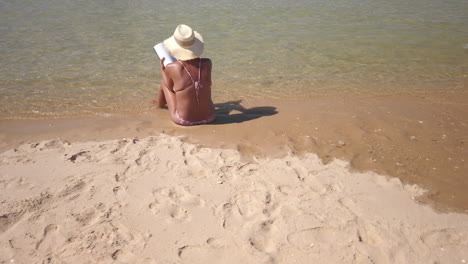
157,83,167,108
160,84,180,124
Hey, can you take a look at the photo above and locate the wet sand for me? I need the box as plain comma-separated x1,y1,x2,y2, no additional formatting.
1,91,467,212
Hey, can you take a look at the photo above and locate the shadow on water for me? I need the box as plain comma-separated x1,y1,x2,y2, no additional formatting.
213,100,277,125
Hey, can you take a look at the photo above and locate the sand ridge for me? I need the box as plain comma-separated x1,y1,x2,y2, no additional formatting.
1,134,467,263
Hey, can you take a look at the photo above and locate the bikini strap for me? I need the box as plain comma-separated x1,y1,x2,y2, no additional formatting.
178,58,203,106
198,58,202,84
177,59,202,84
178,60,196,83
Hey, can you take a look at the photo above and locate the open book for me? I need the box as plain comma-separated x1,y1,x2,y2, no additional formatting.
154,43,177,66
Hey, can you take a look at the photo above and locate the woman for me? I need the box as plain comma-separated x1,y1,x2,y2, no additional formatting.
157,24,216,126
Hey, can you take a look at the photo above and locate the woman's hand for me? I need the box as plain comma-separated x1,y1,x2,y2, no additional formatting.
160,57,166,72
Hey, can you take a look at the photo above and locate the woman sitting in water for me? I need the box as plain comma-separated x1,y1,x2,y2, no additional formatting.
156,24,216,126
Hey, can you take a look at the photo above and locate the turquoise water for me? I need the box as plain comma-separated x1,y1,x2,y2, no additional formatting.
0,0,467,118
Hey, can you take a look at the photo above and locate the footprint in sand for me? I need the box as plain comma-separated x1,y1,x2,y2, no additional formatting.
421,228,468,247
0,211,25,233
82,139,138,164
234,189,278,219
0,147,34,164
113,186,131,207
276,185,295,196
148,186,204,222
291,164,309,182
35,224,66,251
248,220,278,254
112,249,136,262
168,205,190,221
57,178,88,201
301,174,330,195
111,249,156,264
0,192,52,233
0,175,33,190
216,202,242,230
178,243,252,264
114,166,131,183
287,225,359,251
220,188,281,231
29,139,69,151
71,206,103,226
56,221,152,263
339,196,357,209
65,150,91,163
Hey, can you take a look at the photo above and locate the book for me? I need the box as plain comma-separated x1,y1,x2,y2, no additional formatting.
154,43,177,66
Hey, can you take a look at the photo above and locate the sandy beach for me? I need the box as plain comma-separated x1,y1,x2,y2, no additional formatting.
1,92,468,263
1,0,467,262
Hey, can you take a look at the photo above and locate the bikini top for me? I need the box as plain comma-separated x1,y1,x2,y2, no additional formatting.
178,58,206,106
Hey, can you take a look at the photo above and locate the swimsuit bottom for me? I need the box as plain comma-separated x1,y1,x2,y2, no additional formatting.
176,111,216,126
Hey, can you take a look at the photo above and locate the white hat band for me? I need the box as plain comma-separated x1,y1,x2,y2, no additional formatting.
175,36,195,48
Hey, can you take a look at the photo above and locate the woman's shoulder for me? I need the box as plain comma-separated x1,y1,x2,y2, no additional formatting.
166,58,211,71
165,61,183,72
202,58,211,62
201,58,212,68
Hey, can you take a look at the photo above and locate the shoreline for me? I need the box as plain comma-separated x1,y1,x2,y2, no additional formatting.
1,91,467,212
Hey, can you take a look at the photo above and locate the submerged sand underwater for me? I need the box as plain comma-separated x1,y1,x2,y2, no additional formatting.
1,135,467,263
1,0,466,119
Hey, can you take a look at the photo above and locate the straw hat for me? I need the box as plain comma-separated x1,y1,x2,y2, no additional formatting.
163,24,204,61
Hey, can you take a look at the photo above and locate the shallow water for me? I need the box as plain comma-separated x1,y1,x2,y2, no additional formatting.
0,0,467,118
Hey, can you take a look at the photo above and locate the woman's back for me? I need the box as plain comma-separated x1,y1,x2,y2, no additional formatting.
163,58,215,125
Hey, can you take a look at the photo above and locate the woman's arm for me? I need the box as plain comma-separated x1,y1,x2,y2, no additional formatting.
160,57,175,92
157,57,176,108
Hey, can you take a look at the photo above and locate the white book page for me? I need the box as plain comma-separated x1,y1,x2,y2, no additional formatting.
154,43,177,66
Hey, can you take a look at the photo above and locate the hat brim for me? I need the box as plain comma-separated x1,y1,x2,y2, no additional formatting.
163,31,204,61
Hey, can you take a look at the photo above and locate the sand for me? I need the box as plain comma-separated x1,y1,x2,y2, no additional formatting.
1,134,468,264
1,92,468,263
2,92,467,211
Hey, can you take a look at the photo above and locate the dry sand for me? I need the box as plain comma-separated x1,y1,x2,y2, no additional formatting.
1,92,468,263
1,135,467,264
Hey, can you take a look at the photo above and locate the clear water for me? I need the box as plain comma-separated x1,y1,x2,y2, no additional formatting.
0,0,467,119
